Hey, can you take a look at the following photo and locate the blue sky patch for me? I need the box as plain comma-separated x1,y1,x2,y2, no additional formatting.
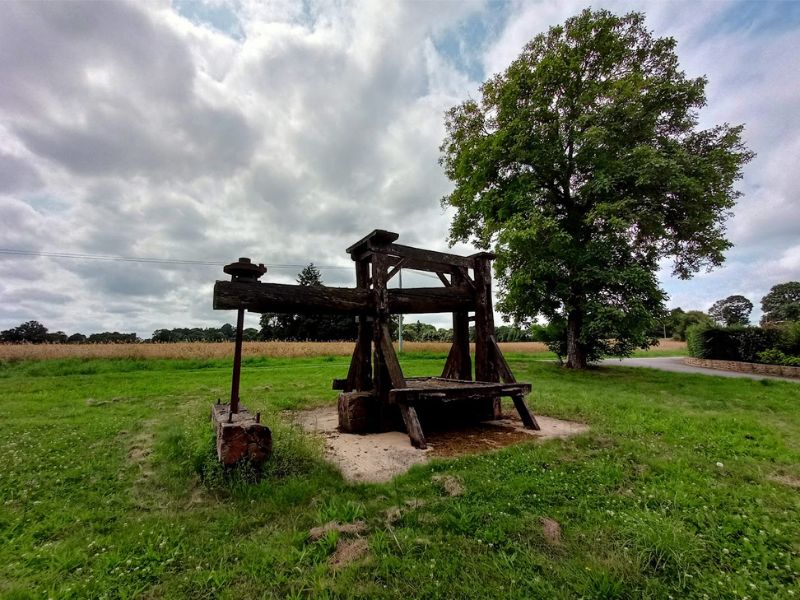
173,0,245,41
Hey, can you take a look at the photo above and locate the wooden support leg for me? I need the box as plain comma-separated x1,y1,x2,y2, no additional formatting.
512,394,540,430
399,403,427,449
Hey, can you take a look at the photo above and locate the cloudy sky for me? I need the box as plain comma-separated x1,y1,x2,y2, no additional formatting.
1,0,798,337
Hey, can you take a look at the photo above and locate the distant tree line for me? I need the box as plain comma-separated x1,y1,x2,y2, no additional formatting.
0,321,140,344
151,325,260,343
5,279,797,347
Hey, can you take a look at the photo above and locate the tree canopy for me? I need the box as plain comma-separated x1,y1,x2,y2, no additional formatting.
761,281,800,324
440,9,753,368
709,295,753,327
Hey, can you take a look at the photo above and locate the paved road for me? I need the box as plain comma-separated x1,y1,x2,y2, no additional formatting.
598,356,800,383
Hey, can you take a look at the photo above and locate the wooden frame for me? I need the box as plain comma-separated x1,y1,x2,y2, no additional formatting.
213,230,539,448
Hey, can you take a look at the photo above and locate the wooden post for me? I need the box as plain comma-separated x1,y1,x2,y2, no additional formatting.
473,254,500,417
441,271,472,380
354,259,372,391
371,252,393,429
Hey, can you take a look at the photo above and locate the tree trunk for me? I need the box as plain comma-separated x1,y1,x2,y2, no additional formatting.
565,310,587,369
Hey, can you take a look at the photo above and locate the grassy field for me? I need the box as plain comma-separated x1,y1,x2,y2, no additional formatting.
1,350,797,599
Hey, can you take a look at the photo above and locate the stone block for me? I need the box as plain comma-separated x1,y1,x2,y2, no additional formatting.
211,404,272,467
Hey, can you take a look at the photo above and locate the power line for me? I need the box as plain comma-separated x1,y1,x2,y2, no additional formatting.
0,248,451,282
0,248,353,270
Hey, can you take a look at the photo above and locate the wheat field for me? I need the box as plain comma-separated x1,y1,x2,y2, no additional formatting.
0,339,687,361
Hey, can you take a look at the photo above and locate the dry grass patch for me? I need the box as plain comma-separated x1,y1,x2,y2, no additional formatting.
0,340,558,361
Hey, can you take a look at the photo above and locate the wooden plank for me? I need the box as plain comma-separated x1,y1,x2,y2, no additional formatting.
343,340,362,392
390,382,531,400
379,323,406,390
512,394,540,430
351,251,464,275
489,335,516,383
214,280,369,314
346,229,399,255
441,343,459,379
388,286,475,314
398,403,427,449
387,243,474,269
436,272,452,287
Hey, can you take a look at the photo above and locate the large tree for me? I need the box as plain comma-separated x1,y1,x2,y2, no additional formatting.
761,281,800,324
708,294,753,326
440,9,753,368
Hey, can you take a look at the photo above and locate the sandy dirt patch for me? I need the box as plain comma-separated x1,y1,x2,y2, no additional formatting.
292,406,588,483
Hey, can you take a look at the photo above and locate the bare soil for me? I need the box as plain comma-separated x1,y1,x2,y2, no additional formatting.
292,406,588,483
329,537,370,568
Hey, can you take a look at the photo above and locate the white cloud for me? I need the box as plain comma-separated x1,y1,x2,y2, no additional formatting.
0,0,797,336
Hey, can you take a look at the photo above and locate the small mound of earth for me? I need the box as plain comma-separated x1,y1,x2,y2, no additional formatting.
292,406,588,483
309,521,367,542
329,537,369,568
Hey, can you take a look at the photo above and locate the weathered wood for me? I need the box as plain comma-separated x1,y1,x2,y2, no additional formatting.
385,255,463,275
512,394,540,430
214,280,369,313
214,281,476,315
213,230,535,451
338,391,377,433
388,286,475,313
386,259,406,282
372,253,391,414
473,255,500,417
354,260,372,391
489,335,516,383
390,379,531,402
346,229,399,256
457,266,476,289
451,270,472,381
473,258,497,381
398,403,426,449
343,341,361,392
379,323,406,390
388,243,475,269
441,343,459,379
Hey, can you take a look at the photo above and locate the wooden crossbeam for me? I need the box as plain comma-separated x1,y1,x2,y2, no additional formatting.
214,281,476,315
436,272,452,287
386,258,406,282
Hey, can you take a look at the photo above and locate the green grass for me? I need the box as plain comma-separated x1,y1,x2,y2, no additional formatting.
0,353,797,599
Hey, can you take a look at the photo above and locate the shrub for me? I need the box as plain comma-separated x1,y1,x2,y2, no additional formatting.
756,349,800,367
687,325,784,362
776,321,800,355
736,327,784,363
686,324,738,359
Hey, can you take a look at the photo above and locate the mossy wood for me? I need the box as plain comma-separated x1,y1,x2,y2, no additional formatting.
213,230,539,448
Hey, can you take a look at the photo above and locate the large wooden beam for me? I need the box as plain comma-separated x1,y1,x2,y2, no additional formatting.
214,281,476,315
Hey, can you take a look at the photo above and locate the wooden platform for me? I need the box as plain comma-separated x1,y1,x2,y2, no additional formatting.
383,377,538,449
389,376,531,402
